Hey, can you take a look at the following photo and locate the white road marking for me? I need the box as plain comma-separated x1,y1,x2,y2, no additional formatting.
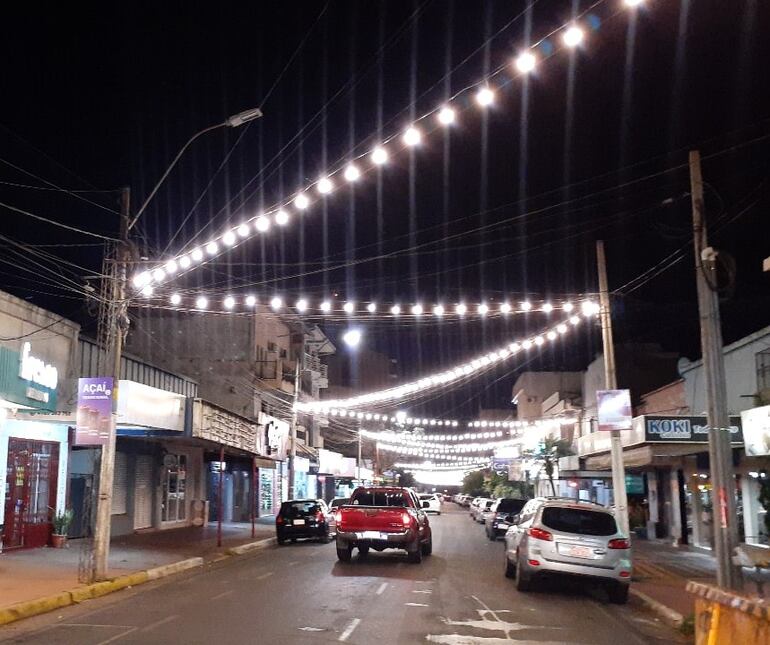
299,627,325,632
338,618,361,642
376,582,388,595
94,627,138,645
412,589,433,594
288,560,299,566
255,571,274,580
404,602,430,607
139,615,179,632
211,590,234,601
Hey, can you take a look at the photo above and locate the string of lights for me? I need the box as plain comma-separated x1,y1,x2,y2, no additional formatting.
393,461,490,472
130,0,648,294
296,304,599,412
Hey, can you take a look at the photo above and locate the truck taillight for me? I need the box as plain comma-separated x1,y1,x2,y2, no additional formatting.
315,511,324,523
276,515,284,525
334,511,342,524
402,511,412,525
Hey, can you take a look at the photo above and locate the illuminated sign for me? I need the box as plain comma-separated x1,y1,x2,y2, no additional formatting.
18,342,58,403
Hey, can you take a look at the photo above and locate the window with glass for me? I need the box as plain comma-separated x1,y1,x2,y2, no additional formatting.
161,454,187,523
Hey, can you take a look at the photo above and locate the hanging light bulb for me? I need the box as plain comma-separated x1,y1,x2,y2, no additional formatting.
411,303,424,315
165,260,178,274
195,296,208,309
542,302,554,313
343,301,355,314
562,25,585,48
191,248,204,262
270,297,283,311
320,301,332,313
179,256,191,269
237,223,250,238
371,146,389,165
170,293,181,306
403,127,421,146
152,268,166,282
563,302,574,312
245,295,257,307
255,216,270,232
141,285,153,297
206,242,218,255
133,271,152,288
222,231,237,246
433,304,445,317
478,303,489,315
367,302,377,313
475,87,495,106
296,299,308,313
500,302,512,314
437,106,456,125
344,164,361,182
317,177,334,194
520,301,532,312
515,51,537,73
390,304,401,315
224,296,236,310
294,193,310,210
455,303,467,316
275,210,290,226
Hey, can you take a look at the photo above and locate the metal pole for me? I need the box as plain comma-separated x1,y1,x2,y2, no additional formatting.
92,186,130,581
288,362,300,500
689,150,741,589
251,456,256,539
357,431,362,482
596,240,629,538
217,445,224,548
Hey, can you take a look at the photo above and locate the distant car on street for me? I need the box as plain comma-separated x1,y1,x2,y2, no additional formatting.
334,486,432,563
503,497,632,604
276,499,335,545
329,497,350,510
418,493,441,514
485,498,527,540
476,499,495,524
469,497,491,521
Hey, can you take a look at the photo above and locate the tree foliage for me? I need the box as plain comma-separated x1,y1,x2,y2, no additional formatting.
462,470,486,495
523,437,574,496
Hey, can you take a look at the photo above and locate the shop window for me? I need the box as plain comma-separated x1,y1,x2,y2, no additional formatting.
757,349,770,392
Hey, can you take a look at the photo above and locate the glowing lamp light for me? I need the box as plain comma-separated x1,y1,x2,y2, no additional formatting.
520,301,532,311
296,299,308,313
275,210,290,226
390,305,401,315
478,303,489,316
411,304,424,315
343,329,362,348
557,323,568,334
152,268,166,282
367,302,377,313
515,51,537,73
433,304,445,317
403,127,421,146
542,302,554,313
179,256,191,269
237,223,250,238
570,315,581,325
475,87,495,107
563,25,585,48
522,339,533,350
624,0,644,6
195,296,208,309
141,285,153,297
455,303,467,316
165,260,178,274
343,301,355,314
546,331,557,341
582,301,600,316
344,164,361,182
224,296,235,310
270,297,283,311
206,242,218,255
245,295,257,307
500,302,512,314
191,248,204,262
371,146,389,165
437,106,456,125
133,271,151,288
255,216,270,232
320,301,332,313
170,293,181,306
294,193,310,210
317,177,334,194
223,231,237,246
563,302,574,312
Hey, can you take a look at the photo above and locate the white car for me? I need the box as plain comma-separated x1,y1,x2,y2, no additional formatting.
419,494,442,514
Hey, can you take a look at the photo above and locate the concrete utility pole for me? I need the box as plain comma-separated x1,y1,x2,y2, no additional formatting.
689,150,741,590
357,431,362,481
595,240,629,538
288,361,300,500
92,186,130,581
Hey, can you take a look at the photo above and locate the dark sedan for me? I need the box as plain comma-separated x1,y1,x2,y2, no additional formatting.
485,497,527,540
276,499,335,544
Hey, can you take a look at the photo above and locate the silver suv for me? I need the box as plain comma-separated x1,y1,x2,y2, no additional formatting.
503,497,632,604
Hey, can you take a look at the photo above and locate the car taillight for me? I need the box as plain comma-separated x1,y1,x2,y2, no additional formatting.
276,515,284,525
528,527,553,541
619,571,631,578
402,511,413,525
334,511,342,524
608,538,631,550
315,511,324,523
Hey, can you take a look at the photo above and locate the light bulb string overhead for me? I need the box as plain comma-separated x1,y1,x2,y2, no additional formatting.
131,0,643,293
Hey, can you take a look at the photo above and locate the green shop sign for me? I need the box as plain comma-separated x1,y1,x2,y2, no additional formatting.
0,343,59,410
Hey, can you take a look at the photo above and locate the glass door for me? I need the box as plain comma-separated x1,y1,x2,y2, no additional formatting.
161,454,187,523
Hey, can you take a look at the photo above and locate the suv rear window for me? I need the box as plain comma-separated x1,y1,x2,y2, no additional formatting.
541,507,617,536
351,491,409,507
280,501,320,517
497,498,526,514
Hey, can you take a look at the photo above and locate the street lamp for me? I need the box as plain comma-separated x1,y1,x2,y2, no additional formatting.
343,329,362,348
128,106,263,231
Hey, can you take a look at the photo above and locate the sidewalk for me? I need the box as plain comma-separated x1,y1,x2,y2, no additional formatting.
632,539,770,621
0,520,275,609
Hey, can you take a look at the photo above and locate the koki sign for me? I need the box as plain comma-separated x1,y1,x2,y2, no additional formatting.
19,342,58,390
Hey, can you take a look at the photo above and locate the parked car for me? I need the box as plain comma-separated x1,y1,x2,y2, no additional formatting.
334,486,432,563
503,498,631,604
418,493,442,514
329,497,350,510
469,497,490,521
485,498,527,540
477,498,495,524
276,499,335,544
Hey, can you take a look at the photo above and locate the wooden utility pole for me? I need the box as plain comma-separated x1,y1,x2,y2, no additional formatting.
92,186,130,581
689,150,741,590
596,240,629,538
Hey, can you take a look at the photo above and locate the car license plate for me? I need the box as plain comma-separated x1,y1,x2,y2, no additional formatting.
497,522,509,529
360,531,386,539
293,519,305,526
565,545,592,559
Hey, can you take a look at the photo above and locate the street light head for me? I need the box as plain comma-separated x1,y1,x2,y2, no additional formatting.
342,329,362,348
226,107,263,128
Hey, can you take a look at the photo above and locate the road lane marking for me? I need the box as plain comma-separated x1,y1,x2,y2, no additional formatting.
339,618,361,642
288,560,299,566
412,589,432,594
404,602,430,607
211,590,234,600
255,571,274,580
376,582,388,595
299,627,325,632
94,627,138,645
139,615,179,632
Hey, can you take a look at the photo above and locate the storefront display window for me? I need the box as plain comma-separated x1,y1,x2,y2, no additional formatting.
161,453,187,523
259,469,274,515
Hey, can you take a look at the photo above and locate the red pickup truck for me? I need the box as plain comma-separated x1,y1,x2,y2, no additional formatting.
334,486,433,563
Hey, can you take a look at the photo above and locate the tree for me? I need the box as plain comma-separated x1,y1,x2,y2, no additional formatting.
462,470,486,496
524,437,574,496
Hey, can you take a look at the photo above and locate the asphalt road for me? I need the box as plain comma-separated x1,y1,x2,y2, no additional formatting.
1,505,684,644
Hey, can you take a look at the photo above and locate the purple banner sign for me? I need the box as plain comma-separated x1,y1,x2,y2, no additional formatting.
75,377,114,446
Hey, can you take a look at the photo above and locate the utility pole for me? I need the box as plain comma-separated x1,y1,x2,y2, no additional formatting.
288,361,300,500
689,150,741,590
92,187,130,581
595,240,629,538
357,431,362,481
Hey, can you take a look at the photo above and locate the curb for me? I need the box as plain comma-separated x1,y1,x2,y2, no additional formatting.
630,588,685,627
0,546,264,628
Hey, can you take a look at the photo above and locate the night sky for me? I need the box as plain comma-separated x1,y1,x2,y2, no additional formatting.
1,1,769,417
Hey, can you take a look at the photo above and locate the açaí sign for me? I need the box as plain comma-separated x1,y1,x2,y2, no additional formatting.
75,377,114,446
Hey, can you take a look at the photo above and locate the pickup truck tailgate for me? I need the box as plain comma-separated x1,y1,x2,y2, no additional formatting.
339,507,409,532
